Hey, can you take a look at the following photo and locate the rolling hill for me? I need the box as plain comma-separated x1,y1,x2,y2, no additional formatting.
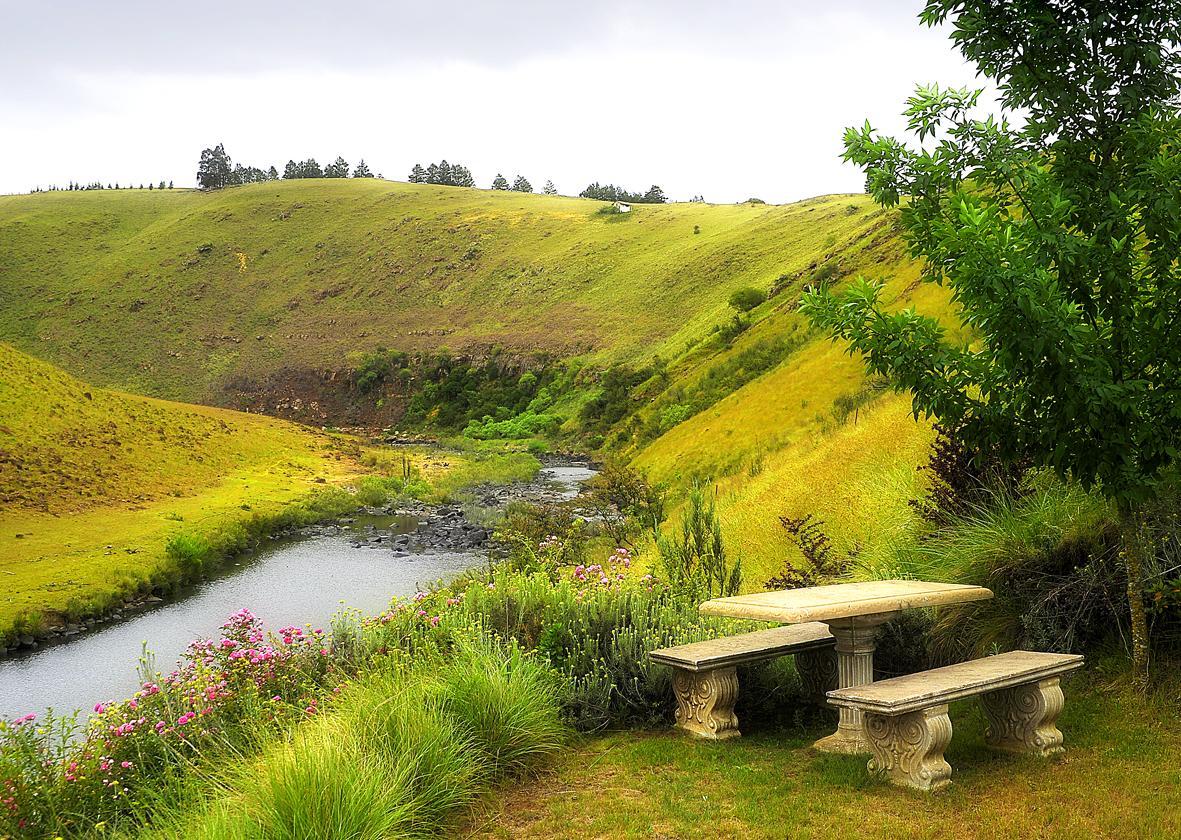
0,180,959,584
0,181,901,412
0,342,366,638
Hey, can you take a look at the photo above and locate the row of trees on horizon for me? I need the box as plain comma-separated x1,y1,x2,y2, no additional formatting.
32,181,175,193
194,144,669,201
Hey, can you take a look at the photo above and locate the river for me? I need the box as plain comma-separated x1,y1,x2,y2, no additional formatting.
0,464,596,719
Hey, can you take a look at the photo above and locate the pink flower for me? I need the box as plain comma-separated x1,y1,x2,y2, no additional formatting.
94,702,106,714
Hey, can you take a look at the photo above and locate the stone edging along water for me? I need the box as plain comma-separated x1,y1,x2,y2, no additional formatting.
0,456,596,659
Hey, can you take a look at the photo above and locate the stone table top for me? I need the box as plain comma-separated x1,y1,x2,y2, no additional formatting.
698,579,993,624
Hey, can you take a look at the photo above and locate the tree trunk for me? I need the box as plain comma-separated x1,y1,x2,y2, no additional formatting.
1119,507,1151,692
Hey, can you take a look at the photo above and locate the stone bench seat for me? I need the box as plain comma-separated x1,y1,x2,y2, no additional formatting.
826,650,1085,791
650,623,836,740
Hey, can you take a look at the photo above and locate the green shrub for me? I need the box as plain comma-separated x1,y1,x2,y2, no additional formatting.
728,286,767,312
656,484,742,601
164,531,214,577
866,479,1120,661
463,411,561,440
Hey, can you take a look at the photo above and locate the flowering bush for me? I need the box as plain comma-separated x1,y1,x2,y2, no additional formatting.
364,552,752,731
0,609,348,837
1,554,786,837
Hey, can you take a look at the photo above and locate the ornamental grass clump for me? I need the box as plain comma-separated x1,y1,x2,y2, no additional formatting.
147,639,566,840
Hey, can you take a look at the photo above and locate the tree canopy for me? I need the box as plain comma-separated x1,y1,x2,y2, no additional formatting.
579,182,668,203
799,0,1181,688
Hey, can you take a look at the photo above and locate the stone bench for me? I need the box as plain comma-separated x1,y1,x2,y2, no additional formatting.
650,623,836,740
826,650,1084,791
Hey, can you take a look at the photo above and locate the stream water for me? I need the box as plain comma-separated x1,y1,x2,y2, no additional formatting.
0,464,596,719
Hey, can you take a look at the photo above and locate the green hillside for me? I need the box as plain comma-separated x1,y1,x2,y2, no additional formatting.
0,180,895,406
0,181,959,581
0,343,383,641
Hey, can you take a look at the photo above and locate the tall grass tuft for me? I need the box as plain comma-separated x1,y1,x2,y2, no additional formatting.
139,640,568,839
237,725,416,840
435,639,567,777
860,477,1120,661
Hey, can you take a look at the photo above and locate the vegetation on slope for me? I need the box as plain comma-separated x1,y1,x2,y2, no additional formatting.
0,181,897,413
0,343,536,644
0,180,956,582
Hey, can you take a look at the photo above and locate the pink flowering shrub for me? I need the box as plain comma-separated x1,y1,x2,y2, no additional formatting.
2,557,752,836
0,609,347,837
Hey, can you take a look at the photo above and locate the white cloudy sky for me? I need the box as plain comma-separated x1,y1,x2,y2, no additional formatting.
0,1,997,202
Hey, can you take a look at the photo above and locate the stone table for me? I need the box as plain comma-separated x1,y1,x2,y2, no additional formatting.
699,579,993,753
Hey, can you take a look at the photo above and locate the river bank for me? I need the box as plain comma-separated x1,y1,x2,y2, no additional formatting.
0,460,596,717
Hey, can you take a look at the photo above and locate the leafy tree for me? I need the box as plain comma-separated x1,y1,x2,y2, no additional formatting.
426,163,439,183
799,0,1181,689
196,143,233,190
325,156,350,178
283,160,299,179
642,184,667,203
511,175,533,193
409,163,427,183
267,166,278,181
491,173,510,190
451,164,475,187
728,286,766,313
435,160,453,185
579,182,667,204
352,160,373,178
543,179,557,195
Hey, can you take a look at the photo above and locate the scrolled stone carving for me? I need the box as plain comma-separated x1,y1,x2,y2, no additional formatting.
981,677,1065,756
672,666,740,740
795,648,839,706
864,705,953,791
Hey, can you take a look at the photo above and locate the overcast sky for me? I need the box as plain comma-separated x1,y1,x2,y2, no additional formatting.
0,1,997,202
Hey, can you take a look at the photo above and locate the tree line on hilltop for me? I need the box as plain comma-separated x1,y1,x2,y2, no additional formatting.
578,183,667,203
194,144,666,203
196,144,377,190
32,180,175,193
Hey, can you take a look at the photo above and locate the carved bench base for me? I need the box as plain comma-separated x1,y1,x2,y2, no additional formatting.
863,678,1070,791
672,666,740,740
864,705,953,792
981,677,1066,756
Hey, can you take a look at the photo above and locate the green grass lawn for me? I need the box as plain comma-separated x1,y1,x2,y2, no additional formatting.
467,682,1181,839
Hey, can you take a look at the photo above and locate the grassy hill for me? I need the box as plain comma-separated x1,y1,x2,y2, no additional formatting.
0,180,961,585
0,181,896,406
0,342,372,637
0,342,538,643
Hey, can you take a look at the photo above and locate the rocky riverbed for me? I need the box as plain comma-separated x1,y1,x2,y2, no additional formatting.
1,459,596,657
281,459,598,556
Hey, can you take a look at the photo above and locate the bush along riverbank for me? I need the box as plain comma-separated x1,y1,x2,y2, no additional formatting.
0,447,542,657
0,546,768,838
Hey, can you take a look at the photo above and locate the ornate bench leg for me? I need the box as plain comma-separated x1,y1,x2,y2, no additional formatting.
981,677,1066,756
864,705,953,792
795,648,839,707
672,666,740,740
